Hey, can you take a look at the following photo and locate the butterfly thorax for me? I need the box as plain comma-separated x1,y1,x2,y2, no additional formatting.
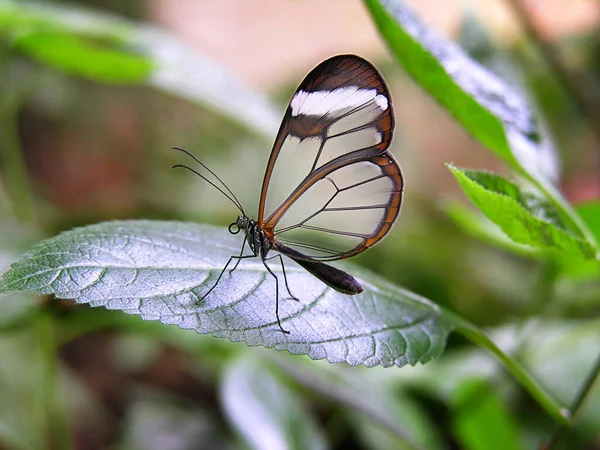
235,216,272,259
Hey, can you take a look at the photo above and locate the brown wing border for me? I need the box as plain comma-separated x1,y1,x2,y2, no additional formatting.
266,149,404,261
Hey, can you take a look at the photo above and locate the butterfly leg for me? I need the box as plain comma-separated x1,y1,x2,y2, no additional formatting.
265,253,299,302
229,235,248,273
261,258,290,334
199,253,255,303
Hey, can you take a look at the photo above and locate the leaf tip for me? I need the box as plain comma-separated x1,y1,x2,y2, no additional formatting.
0,271,14,295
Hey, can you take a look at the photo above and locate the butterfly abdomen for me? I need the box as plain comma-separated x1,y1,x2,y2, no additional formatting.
274,242,363,295
291,257,363,295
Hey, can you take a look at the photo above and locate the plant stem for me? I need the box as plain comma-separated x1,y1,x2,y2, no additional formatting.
0,52,37,223
36,312,73,450
447,310,569,425
0,107,37,222
546,351,600,449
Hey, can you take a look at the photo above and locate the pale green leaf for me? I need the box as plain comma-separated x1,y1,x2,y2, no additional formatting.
0,220,452,368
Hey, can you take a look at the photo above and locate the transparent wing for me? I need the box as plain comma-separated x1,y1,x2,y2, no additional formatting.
271,153,403,260
259,55,403,261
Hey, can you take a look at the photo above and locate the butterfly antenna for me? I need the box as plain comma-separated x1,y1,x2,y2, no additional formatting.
173,146,245,212
172,146,245,215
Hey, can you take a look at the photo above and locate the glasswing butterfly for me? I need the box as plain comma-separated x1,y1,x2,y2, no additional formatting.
173,54,404,334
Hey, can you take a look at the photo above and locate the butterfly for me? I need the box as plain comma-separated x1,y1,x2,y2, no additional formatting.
173,54,404,334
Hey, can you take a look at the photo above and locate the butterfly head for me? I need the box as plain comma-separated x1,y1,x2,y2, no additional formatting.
229,216,251,235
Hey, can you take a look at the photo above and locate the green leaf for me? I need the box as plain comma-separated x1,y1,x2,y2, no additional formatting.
363,0,555,182
576,201,600,243
0,220,452,367
13,31,153,84
221,357,327,450
448,166,596,259
452,379,524,450
442,198,542,259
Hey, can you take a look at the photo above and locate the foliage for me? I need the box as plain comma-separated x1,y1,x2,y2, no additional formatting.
0,0,598,449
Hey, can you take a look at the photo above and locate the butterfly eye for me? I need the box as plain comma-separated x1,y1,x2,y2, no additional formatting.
228,222,240,234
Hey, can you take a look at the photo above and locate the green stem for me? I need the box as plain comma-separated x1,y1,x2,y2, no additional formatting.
0,52,37,223
0,106,36,222
445,310,569,425
546,351,600,449
36,312,73,450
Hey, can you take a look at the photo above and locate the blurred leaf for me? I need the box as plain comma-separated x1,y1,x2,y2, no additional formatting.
0,220,453,367
118,396,226,450
0,1,280,136
448,166,595,259
13,31,152,83
363,0,555,182
452,379,524,450
111,333,161,374
577,201,600,243
350,390,443,450
0,332,45,449
390,320,600,431
457,10,500,69
0,1,130,38
522,319,600,437
271,356,430,449
139,29,280,137
220,357,327,450
363,0,597,246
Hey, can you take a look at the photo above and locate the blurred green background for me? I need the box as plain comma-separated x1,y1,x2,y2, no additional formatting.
0,0,599,449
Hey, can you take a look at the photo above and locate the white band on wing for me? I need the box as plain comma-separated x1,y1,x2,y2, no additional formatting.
290,87,388,117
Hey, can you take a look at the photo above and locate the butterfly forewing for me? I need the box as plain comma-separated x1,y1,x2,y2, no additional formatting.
258,55,403,261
